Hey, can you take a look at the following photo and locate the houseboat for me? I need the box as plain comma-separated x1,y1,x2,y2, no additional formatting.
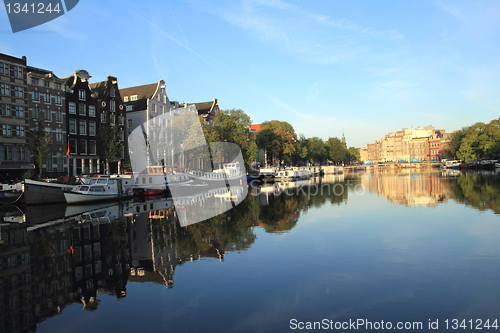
443,160,461,170
24,178,76,205
132,166,191,196
188,162,244,184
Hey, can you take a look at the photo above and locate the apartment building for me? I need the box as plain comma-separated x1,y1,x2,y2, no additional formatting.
27,66,67,177
0,53,31,180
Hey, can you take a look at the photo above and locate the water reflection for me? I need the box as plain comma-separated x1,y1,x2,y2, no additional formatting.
1,170,499,332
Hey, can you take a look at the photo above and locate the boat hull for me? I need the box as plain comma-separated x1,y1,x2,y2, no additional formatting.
24,179,75,205
64,192,120,204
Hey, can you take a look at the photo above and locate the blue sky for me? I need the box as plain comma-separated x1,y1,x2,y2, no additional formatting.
2,0,499,147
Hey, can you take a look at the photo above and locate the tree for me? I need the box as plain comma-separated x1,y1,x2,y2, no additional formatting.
256,120,297,166
212,109,258,166
98,113,124,174
325,137,349,164
347,147,360,164
305,137,326,164
29,110,52,177
444,128,466,159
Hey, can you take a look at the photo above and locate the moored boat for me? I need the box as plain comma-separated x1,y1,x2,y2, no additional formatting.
0,182,23,204
64,177,133,204
24,178,77,205
444,160,461,170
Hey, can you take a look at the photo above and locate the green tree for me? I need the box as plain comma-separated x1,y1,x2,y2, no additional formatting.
305,137,326,164
325,137,349,164
212,109,258,166
98,113,124,174
347,147,360,164
29,110,52,177
256,120,297,166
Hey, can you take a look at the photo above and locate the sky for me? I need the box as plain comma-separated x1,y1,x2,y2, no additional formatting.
1,0,499,148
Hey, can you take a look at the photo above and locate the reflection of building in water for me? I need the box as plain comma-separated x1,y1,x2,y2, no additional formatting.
362,172,450,207
128,199,187,289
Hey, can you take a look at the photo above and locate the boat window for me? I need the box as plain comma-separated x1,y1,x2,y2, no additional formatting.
149,177,153,183
142,178,146,184
88,179,98,185
148,167,153,174
79,186,89,192
108,180,115,185
135,178,139,184
97,179,108,184
89,186,106,192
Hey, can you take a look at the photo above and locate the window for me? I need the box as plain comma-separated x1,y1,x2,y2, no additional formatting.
119,116,125,125
14,86,23,98
13,66,19,77
110,88,115,97
2,124,12,136
89,140,96,155
127,119,132,128
79,104,86,116
55,110,62,122
42,93,50,103
54,82,61,90
3,147,12,160
130,95,138,101
46,154,53,171
78,90,86,100
43,80,49,87
44,110,51,121
89,121,95,136
126,105,133,111
79,120,86,135
68,102,76,114
15,105,23,117
13,66,22,78
20,147,26,161
0,62,6,74
19,126,25,137
32,107,39,119
54,95,61,105
31,91,39,101
119,130,124,141
31,77,39,85
1,104,10,116
57,153,63,171
0,83,9,95
69,139,77,155
101,113,106,123
123,96,129,102
110,114,115,124
69,119,76,134
110,99,115,112
80,140,87,155
55,128,63,144
88,105,95,117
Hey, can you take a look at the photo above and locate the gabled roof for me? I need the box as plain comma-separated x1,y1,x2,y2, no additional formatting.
120,83,159,112
89,80,107,96
191,98,218,116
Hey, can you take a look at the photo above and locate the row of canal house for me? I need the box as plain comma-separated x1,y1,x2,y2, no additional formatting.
0,52,219,181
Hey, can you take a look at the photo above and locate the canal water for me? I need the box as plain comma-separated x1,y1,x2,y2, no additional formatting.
1,170,500,332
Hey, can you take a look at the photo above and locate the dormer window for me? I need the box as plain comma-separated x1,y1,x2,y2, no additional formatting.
130,95,138,101
123,96,128,102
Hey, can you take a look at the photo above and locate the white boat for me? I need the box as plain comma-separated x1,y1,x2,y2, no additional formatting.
132,166,191,195
444,160,461,169
188,162,244,183
64,177,133,204
275,167,311,181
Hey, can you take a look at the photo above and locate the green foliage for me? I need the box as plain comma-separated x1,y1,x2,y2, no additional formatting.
28,110,52,176
449,118,500,161
256,120,297,165
213,109,258,166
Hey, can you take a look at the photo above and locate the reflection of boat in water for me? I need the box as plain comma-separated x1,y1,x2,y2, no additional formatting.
64,177,133,204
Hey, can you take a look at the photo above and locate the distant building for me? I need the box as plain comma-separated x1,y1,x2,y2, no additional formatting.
0,53,32,180
27,66,67,177
189,98,219,126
